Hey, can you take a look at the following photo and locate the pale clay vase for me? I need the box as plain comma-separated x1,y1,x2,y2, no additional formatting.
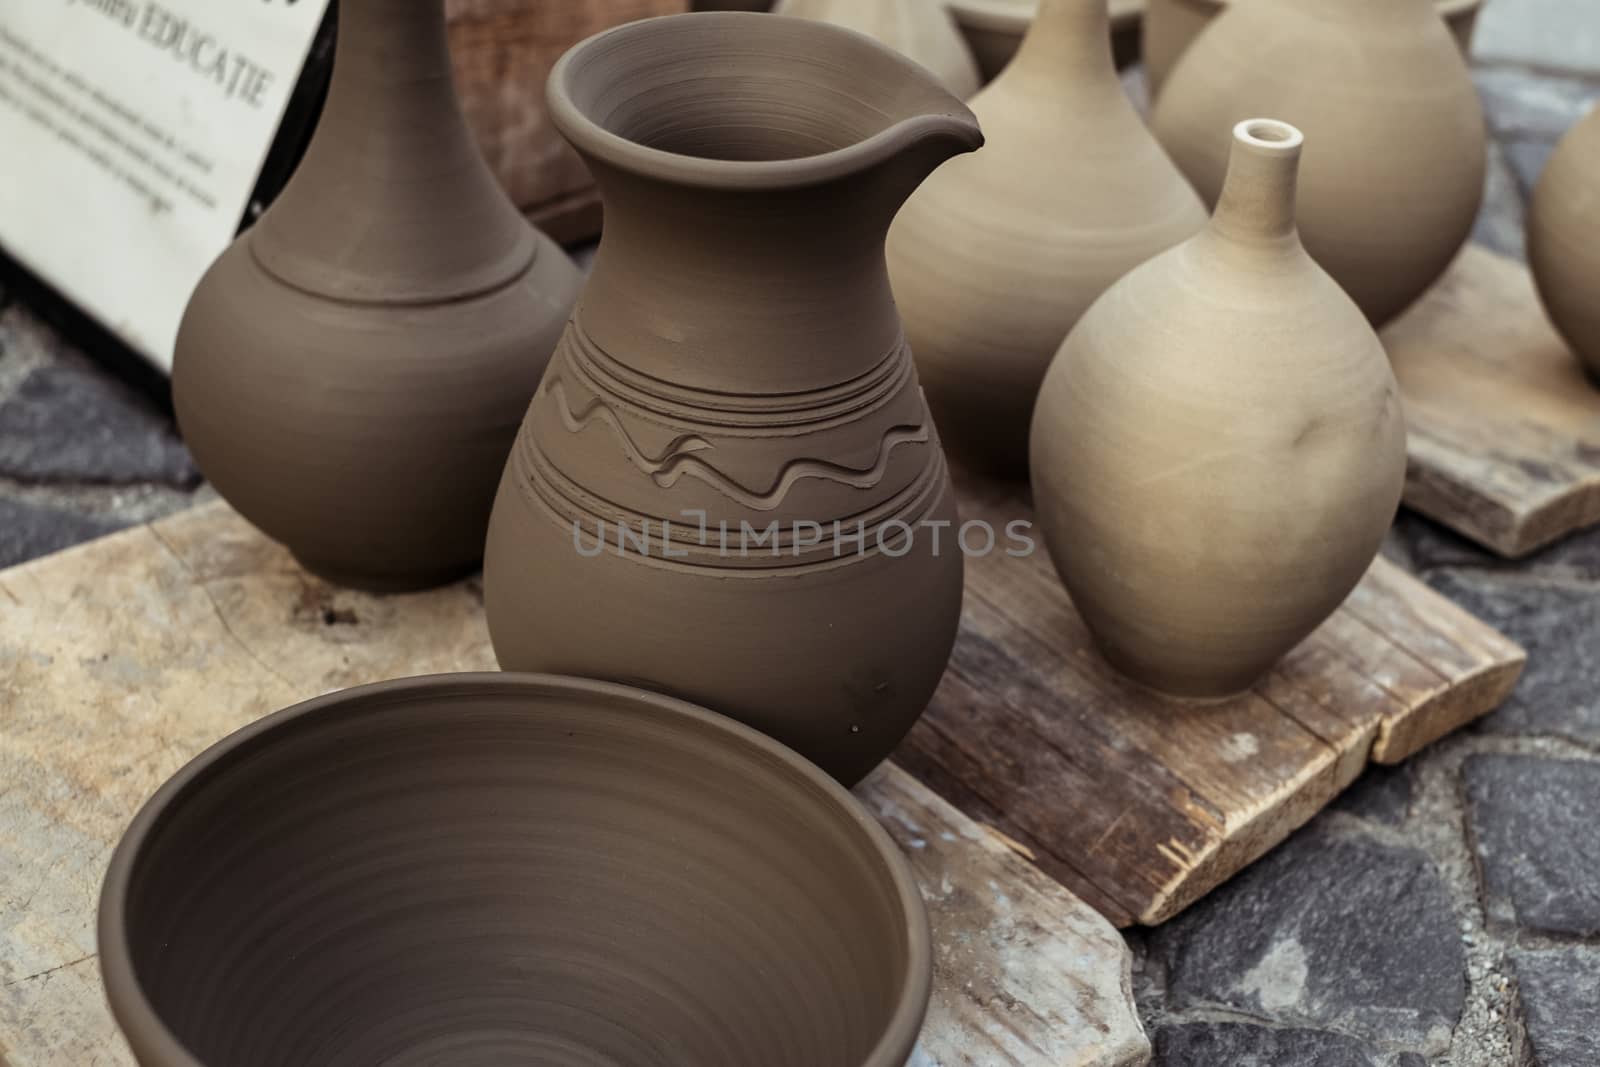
1030,120,1408,700
773,0,982,99
1528,105,1600,381
1151,0,1487,327
1143,0,1488,101
484,13,980,786
173,0,582,591
887,0,1208,474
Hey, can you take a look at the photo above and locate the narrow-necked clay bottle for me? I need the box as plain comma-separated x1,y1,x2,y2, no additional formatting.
886,0,1208,473
484,12,980,786
1151,0,1486,326
1529,105,1600,381
1031,120,1407,700
173,0,583,591
774,0,982,99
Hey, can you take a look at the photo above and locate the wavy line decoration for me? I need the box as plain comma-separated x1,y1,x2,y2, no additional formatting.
546,378,930,513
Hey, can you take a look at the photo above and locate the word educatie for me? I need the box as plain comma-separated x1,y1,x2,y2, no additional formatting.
136,2,277,107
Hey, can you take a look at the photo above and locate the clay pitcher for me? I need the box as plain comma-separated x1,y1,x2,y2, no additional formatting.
1529,105,1600,381
773,0,982,99
1151,0,1486,326
1030,119,1407,700
887,0,1208,473
173,0,583,591
484,12,980,786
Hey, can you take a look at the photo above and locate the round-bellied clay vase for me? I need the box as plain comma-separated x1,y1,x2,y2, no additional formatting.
172,0,583,592
1143,0,1486,101
887,0,1207,474
773,0,982,99
1030,120,1408,700
1151,0,1487,326
483,12,979,786
99,674,931,1067
1529,105,1600,381
947,0,1146,82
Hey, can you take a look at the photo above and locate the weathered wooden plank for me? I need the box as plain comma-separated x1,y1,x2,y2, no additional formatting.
0,502,1148,1067
1383,244,1600,558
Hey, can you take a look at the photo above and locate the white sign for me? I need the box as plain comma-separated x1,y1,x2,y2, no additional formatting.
0,0,330,369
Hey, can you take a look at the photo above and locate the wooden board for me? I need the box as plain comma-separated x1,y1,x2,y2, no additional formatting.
0,503,1148,1067
1383,244,1600,558
892,472,1527,929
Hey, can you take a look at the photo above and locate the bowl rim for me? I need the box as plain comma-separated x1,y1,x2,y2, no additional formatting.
97,672,932,1067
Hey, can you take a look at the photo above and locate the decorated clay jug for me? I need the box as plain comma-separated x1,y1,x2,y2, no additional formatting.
173,0,582,591
1529,105,1600,380
484,12,979,785
1031,120,1407,699
774,0,982,99
1144,0,1486,101
1151,0,1486,326
887,0,1207,473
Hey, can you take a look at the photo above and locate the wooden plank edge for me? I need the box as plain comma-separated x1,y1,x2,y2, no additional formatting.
1371,651,1526,764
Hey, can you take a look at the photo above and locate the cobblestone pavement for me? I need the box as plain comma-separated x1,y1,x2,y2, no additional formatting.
2,2,1598,1064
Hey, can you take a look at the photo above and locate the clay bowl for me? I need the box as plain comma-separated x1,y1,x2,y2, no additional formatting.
950,0,1145,80
99,674,931,1067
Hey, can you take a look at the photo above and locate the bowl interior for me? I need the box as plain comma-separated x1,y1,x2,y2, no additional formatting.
111,678,921,1067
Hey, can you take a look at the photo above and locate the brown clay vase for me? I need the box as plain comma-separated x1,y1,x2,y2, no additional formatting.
1143,0,1487,101
773,0,982,99
483,12,979,786
886,0,1208,474
172,0,583,592
1529,105,1600,381
949,0,1148,82
1030,120,1408,700
99,674,931,1067
1151,0,1487,327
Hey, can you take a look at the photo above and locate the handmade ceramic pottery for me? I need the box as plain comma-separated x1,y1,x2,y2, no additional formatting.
1528,105,1600,381
172,0,583,592
484,13,976,786
1151,0,1487,326
99,674,931,1067
692,0,773,8
1031,120,1407,700
947,0,1144,81
1143,0,1486,100
887,0,1207,473
774,0,982,99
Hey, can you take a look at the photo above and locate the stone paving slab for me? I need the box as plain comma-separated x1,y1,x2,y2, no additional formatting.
1509,950,1600,1067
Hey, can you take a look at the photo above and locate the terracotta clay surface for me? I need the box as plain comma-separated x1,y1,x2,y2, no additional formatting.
947,0,1145,81
485,12,979,785
773,0,982,99
1528,105,1600,381
173,0,583,592
1151,0,1487,326
1143,0,1485,101
0,501,1151,1067
888,0,1206,473
98,675,930,1067
1031,120,1408,699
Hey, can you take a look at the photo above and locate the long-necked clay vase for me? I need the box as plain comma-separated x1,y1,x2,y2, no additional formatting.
773,0,982,99
483,12,980,786
100,674,931,1067
172,0,583,592
1143,0,1486,101
1151,0,1487,326
1529,105,1600,381
1031,120,1408,700
887,0,1208,473
949,0,1150,82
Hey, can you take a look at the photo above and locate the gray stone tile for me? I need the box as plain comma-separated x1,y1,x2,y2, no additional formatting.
1465,755,1600,937
1511,949,1600,1067
0,498,126,569
1474,138,1529,258
1152,1022,1382,1067
1474,67,1600,142
1503,137,1561,196
1394,512,1600,581
1152,826,1465,1055
1331,762,1416,827
1472,0,1600,77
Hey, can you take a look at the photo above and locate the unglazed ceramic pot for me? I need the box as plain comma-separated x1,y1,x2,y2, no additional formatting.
172,0,583,592
948,0,1145,81
1031,120,1407,700
99,674,931,1067
1528,105,1600,381
1143,0,1486,101
888,0,1207,473
484,13,978,786
1151,0,1487,326
692,0,773,8
774,0,982,99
